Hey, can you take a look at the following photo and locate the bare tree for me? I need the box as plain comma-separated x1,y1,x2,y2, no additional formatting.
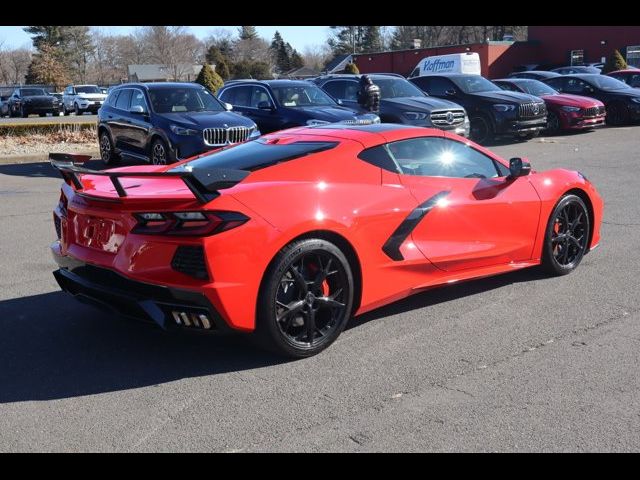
138,26,205,80
0,47,32,85
302,44,332,71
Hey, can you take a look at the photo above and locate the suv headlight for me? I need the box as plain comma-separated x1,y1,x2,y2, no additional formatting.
249,125,261,137
306,119,330,126
404,111,428,120
630,97,640,104
561,106,581,112
170,124,199,136
493,104,516,112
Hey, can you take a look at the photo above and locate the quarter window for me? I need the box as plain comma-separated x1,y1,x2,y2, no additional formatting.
115,89,132,110
220,86,252,107
385,137,505,179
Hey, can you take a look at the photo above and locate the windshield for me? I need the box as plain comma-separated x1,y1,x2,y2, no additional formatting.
76,86,101,94
20,88,46,96
516,80,558,96
452,76,503,93
271,85,336,107
585,75,631,91
373,78,425,98
148,87,225,114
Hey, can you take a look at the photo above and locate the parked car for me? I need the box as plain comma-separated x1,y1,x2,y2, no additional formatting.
62,84,107,115
543,74,640,125
312,73,470,137
50,123,603,357
217,79,380,134
49,93,65,115
493,78,606,133
409,74,547,143
0,95,10,117
606,69,640,88
508,71,561,81
98,82,260,165
7,87,60,117
551,66,602,75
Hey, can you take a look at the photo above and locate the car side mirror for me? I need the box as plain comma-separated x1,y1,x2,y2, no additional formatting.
258,101,274,110
445,89,457,96
508,157,531,178
224,102,233,111
130,105,146,114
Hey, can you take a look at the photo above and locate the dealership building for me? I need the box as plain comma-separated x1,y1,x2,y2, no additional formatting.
351,26,640,78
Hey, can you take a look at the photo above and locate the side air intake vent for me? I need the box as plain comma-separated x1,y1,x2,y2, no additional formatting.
171,246,209,280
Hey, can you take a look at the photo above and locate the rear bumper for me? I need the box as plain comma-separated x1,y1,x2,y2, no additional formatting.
52,247,233,334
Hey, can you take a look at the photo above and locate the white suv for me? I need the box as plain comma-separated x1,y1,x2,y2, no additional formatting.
62,85,107,115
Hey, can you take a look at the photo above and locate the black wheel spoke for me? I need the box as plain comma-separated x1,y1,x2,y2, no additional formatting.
570,212,583,230
568,235,581,248
305,308,316,344
290,262,308,296
276,300,304,323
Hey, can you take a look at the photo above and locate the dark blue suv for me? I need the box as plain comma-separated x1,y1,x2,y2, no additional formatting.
98,82,260,165
217,79,379,133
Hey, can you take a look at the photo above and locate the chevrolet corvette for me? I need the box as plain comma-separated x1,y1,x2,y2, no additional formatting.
50,124,603,357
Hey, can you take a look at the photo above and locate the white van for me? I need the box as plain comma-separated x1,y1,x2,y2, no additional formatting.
408,52,481,78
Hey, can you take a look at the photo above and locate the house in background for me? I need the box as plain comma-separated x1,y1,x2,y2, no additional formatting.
127,64,212,83
283,66,320,79
322,54,354,74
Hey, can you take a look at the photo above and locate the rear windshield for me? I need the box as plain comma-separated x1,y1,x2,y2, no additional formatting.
172,139,338,172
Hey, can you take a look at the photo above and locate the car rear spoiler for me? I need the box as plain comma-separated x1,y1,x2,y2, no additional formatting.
49,153,249,204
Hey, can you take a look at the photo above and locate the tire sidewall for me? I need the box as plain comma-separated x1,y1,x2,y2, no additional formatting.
99,131,118,165
546,111,560,134
257,238,354,358
470,115,492,144
542,194,590,275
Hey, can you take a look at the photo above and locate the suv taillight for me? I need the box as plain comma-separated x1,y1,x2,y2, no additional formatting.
132,211,249,236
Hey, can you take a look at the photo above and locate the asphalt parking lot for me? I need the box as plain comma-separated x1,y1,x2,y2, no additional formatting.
0,126,639,452
0,114,97,125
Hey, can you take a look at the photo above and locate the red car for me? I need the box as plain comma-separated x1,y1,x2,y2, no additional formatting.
606,69,640,89
494,78,606,133
50,124,603,357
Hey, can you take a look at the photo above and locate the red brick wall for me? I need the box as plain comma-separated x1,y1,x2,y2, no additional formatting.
528,26,640,65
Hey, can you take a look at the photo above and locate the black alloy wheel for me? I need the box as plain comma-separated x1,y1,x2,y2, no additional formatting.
606,103,627,126
546,111,560,134
151,138,171,165
257,239,354,358
99,131,119,165
541,194,590,276
470,115,492,144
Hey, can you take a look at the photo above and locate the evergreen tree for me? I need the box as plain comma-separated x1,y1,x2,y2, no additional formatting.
195,63,223,93
270,31,290,73
328,26,367,55
238,26,258,41
289,49,304,70
602,49,628,74
362,26,383,53
23,26,69,50
344,62,359,74
231,60,271,79
206,45,231,80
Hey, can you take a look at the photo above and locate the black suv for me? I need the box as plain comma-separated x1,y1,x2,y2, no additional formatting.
410,74,547,144
98,82,260,165
7,87,60,117
217,79,379,133
543,74,640,125
312,73,470,137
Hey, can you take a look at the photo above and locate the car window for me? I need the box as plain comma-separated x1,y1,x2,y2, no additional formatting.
250,86,272,108
106,90,120,107
386,137,504,179
115,89,132,110
545,78,565,92
629,74,640,87
497,82,519,92
564,78,589,94
424,77,454,96
324,80,359,101
220,86,252,107
130,90,148,111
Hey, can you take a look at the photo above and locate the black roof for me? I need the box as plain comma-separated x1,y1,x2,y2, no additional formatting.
312,123,416,133
509,70,560,78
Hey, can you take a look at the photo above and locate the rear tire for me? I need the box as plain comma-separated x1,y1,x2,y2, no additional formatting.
541,194,590,276
150,138,174,165
99,131,120,166
255,238,354,358
74,103,81,116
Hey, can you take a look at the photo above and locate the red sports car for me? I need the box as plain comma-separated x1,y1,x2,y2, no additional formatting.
493,78,606,133
50,124,603,357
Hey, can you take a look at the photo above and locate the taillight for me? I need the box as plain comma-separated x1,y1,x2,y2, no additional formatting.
132,211,249,236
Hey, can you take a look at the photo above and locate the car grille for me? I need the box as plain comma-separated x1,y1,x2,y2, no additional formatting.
430,110,466,126
518,102,547,119
203,126,251,146
583,106,605,117
171,246,208,280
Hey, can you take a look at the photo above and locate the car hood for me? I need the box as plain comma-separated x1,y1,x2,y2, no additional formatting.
23,95,55,102
161,111,257,129
541,93,604,108
471,90,542,104
293,105,361,120
77,93,107,100
604,88,640,99
382,96,465,111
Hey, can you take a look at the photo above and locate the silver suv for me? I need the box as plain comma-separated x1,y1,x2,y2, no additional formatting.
62,84,107,115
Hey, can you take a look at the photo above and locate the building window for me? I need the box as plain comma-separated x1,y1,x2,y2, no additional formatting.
626,45,640,68
570,50,584,66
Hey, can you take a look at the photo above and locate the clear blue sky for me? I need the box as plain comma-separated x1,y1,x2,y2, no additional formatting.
0,26,331,51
